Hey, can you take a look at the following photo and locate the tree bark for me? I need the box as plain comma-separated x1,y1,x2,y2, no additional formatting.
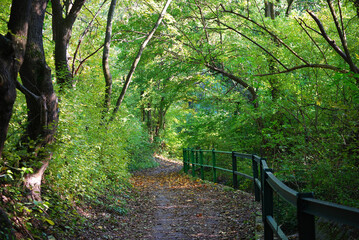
265,1,275,19
19,0,59,201
112,0,172,118
103,0,117,112
0,0,31,237
0,0,31,158
52,0,86,87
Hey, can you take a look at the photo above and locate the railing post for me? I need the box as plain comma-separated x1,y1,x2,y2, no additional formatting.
232,151,238,189
191,149,195,177
252,155,260,202
212,149,217,183
183,148,187,173
187,148,191,172
200,149,204,180
297,192,315,240
261,159,273,240
195,150,198,177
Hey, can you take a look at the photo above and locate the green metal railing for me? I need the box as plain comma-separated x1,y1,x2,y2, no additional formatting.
183,148,359,240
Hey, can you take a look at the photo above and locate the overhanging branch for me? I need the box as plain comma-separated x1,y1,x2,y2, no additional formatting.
255,64,349,77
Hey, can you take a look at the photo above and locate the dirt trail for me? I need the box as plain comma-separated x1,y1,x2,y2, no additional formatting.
76,157,259,239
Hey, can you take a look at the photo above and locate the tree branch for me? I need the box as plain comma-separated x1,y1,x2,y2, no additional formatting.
307,11,347,62
111,0,173,119
296,18,328,64
216,20,288,70
72,0,107,75
66,0,86,27
74,44,104,75
205,63,257,102
326,0,358,73
307,9,359,74
255,64,349,77
15,80,40,101
221,4,308,65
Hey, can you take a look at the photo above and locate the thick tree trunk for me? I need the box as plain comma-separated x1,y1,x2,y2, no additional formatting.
53,28,73,86
0,37,16,158
20,0,59,201
0,0,31,237
0,0,31,158
52,0,86,87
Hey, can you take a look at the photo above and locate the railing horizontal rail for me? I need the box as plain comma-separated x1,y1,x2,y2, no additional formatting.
214,166,232,173
182,147,359,240
302,198,359,227
213,150,232,154
253,155,261,162
234,171,253,180
202,164,212,168
233,152,252,159
266,172,298,206
266,216,288,240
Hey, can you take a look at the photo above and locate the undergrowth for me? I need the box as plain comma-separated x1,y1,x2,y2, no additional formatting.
0,80,157,239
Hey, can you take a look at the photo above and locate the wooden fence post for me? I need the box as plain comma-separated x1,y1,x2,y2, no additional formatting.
252,155,260,202
191,149,195,177
183,148,187,173
297,192,315,240
200,149,204,180
188,149,191,171
212,149,217,183
261,159,273,240
232,151,238,189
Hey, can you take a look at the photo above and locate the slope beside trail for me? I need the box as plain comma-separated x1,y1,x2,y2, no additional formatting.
76,157,259,239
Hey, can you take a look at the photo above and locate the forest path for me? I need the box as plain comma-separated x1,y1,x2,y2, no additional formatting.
77,157,259,239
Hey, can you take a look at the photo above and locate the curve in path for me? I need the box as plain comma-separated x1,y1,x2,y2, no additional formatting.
130,157,259,239
73,157,259,239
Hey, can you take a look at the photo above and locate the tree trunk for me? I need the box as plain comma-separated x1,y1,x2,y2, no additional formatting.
0,0,31,237
52,0,86,87
20,0,59,201
0,0,31,158
0,37,16,159
265,1,275,19
155,97,169,139
103,0,117,112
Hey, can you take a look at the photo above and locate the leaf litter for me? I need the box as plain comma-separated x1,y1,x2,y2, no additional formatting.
73,156,259,239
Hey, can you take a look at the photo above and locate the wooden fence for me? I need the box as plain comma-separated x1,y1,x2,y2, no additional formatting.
183,148,359,240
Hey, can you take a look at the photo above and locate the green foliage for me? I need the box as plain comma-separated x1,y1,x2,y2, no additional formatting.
48,79,130,201
124,117,157,171
0,0,11,34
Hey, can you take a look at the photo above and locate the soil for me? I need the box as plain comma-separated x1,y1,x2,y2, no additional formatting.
74,157,260,239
